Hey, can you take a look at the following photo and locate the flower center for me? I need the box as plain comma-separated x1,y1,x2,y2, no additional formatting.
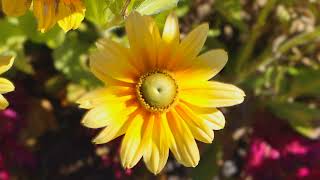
136,70,178,112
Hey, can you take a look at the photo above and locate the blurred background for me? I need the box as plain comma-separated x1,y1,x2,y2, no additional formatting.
0,0,320,179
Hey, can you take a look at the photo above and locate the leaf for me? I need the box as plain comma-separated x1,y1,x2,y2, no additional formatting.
84,0,118,27
287,68,320,97
18,12,65,49
53,32,101,88
135,0,179,15
268,100,320,139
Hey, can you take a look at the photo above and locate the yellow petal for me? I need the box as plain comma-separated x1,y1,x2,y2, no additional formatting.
168,24,209,69
90,39,138,83
175,49,228,87
162,12,180,46
33,0,59,32
57,0,85,32
125,12,161,71
92,103,138,144
77,86,134,109
0,94,9,110
0,56,14,75
176,103,214,143
1,0,31,16
143,115,169,174
120,110,151,168
185,103,226,130
167,110,200,167
0,78,14,94
180,81,245,108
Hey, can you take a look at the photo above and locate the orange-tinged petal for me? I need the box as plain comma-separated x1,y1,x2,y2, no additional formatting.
167,110,200,167
90,39,138,83
125,12,161,72
0,78,14,94
33,0,59,32
180,81,245,108
1,0,31,16
175,49,228,87
0,56,14,75
176,103,214,143
57,0,85,32
143,114,169,174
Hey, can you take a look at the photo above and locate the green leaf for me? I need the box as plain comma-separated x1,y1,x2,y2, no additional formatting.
287,68,320,97
268,101,320,139
135,0,179,15
53,32,101,88
84,0,111,26
18,12,65,49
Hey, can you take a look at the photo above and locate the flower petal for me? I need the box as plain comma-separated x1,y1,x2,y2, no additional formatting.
92,102,138,144
120,110,151,168
33,0,59,32
143,115,169,174
57,0,85,32
1,0,31,16
0,56,14,75
176,103,214,143
175,49,228,87
162,13,180,46
77,86,134,109
125,12,161,71
90,38,138,84
180,81,245,108
0,78,14,94
0,94,9,110
168,24,209,69
166,109,200,167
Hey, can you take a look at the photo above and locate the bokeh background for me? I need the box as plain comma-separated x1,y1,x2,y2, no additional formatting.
1,0,320,179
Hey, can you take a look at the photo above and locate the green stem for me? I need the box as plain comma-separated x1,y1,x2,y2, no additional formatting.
237,26,320,84
278,26,320,54
235,0,277,74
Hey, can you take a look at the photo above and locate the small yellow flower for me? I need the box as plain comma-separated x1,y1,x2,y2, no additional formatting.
78,12,245,174
1,0,85,32
33,0,85,32
0,56,15,110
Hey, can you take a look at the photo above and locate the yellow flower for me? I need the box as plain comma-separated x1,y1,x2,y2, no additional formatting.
1,0,85,32
78,12,245,174
33,0,85,32
0,56,15,110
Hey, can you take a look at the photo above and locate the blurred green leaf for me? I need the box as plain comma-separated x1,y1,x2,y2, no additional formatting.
287,68,320,97
53,32,100,88
136,0,179,15
268,101,320,139
18,12,65,49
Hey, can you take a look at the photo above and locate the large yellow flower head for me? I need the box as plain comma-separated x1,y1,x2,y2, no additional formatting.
1,0,85,32
0,56,15,109
78,12,245,174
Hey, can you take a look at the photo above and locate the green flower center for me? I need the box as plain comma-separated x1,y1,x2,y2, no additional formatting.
136,70,178,112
